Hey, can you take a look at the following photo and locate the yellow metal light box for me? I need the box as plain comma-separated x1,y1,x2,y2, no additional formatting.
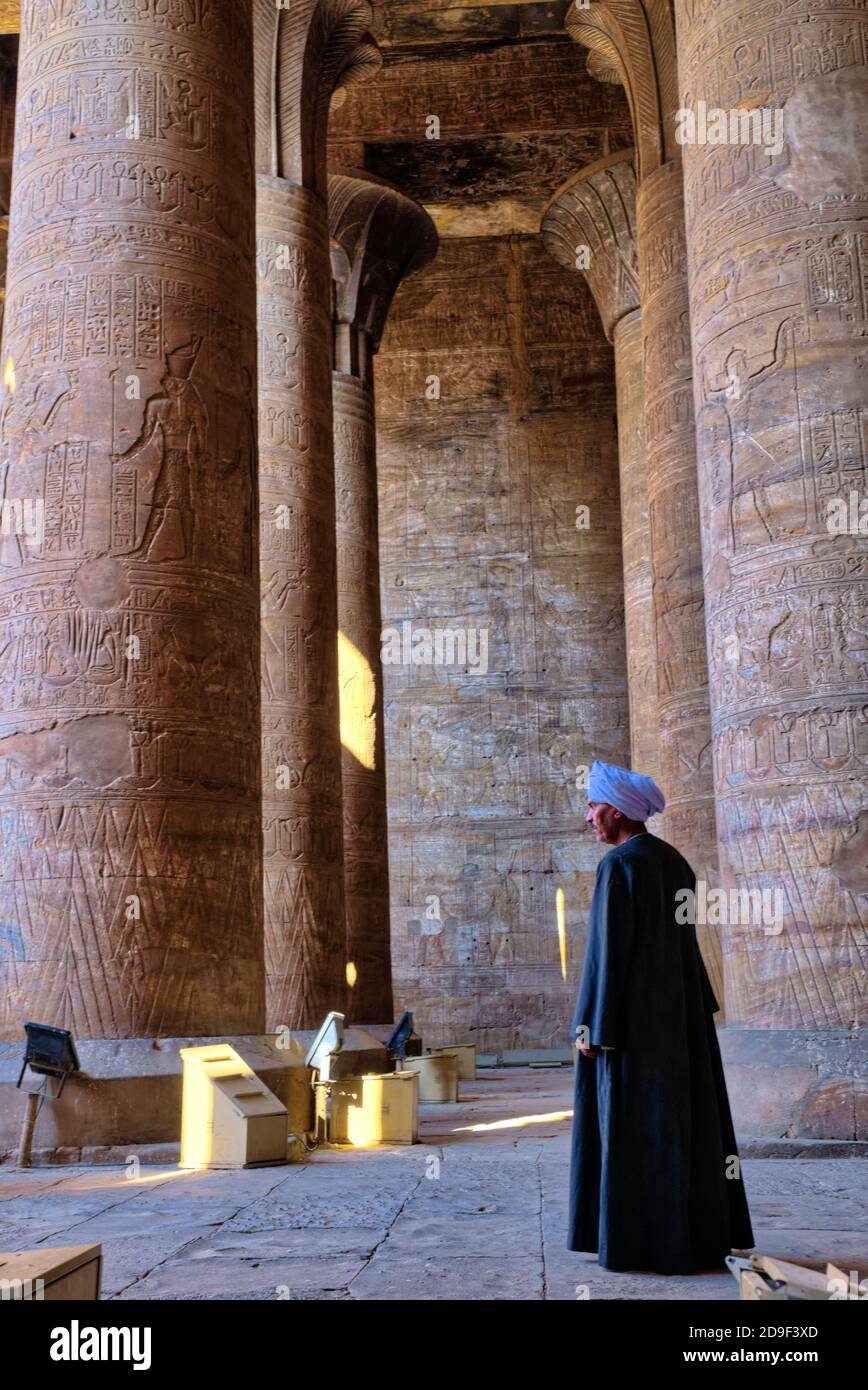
179,1044,288,1168
398,1052,459,1102
430,1044,476,1080
327,1070,419,1145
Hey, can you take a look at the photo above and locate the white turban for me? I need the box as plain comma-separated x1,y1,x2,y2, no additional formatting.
587,759,665,822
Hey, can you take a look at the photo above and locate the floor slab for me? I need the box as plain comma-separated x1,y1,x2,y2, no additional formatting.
0,1068,864,1300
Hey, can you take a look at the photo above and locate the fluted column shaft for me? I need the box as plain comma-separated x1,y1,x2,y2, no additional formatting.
0,0,264,1039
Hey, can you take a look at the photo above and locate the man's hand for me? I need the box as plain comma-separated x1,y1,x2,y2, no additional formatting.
577,1040,599,1059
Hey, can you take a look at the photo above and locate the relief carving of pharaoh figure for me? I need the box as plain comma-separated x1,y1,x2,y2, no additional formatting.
111,338,206,563
701,317,807,555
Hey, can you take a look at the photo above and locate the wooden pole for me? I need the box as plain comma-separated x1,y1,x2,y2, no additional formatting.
16,1091,39,1169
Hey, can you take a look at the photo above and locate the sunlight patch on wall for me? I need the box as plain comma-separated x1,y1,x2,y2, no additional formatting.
556,885,567,981
338,630,376,770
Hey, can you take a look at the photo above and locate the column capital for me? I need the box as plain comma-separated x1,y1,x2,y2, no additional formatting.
254,0,381,194
587,48,623,86
328,170,437,353
541,149,639,342
566,1,679,181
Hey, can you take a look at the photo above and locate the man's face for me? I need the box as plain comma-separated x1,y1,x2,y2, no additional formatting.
586,799,622,845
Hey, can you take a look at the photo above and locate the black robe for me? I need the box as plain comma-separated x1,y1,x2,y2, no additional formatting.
568,832,754,1274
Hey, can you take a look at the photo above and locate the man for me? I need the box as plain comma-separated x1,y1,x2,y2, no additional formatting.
569,759,754,1275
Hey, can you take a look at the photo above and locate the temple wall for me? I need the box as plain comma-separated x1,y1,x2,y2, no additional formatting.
375,233,629,1049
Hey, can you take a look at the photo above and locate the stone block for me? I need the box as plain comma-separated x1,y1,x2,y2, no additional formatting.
720,1029,868,1141
0,1036,314,1162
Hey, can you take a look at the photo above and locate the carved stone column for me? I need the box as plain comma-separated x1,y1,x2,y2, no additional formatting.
328,171,437,1024
612,309,655,775
637,161,717,884
567,4,722,1009
542,150,659,783
0,41,15,344
254,2,379,1028
674,0,868,1128
0,0,263,1039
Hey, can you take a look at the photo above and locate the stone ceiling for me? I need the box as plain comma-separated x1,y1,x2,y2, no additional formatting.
330,0,632,236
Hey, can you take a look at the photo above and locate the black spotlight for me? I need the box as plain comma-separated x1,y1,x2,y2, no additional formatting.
17,1022,80,1098
386,1010,416,1061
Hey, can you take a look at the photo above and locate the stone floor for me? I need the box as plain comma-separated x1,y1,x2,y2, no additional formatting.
1,1068,866,1300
